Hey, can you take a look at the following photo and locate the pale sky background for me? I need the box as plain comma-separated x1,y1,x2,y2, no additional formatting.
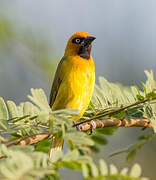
2,0,156,84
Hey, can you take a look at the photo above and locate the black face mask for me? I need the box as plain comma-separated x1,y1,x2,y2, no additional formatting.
72,36,96,60
78,43,92,60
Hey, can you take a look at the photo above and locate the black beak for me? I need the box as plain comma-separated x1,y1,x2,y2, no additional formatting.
86,36,96,43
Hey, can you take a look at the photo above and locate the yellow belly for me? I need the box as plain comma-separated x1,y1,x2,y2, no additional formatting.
52,56,95,120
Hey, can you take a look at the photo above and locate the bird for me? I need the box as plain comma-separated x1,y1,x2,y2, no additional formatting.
49,32,96,157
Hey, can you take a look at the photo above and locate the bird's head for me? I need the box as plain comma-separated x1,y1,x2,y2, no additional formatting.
65,32,96,60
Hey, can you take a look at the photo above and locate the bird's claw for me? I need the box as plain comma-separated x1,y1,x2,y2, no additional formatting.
88,120,96,135
72,121,83,131
73,120,96,134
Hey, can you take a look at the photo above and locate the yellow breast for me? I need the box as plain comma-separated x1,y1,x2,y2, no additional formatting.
52,55,95,120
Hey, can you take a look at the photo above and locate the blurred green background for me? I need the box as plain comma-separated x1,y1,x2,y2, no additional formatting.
0,1,156,179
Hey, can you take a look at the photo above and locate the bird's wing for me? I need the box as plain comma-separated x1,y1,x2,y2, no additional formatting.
49,57,65,107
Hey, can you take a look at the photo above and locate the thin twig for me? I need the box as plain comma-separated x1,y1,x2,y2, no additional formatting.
8,122,49,129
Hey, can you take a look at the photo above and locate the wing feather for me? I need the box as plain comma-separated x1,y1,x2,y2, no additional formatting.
49,57,65,107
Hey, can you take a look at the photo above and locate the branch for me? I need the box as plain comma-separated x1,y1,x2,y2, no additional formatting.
78,118,152,131
73,97,156,127
7,134,53,147
6,118,152,147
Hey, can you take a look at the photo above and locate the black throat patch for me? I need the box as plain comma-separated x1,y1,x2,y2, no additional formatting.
78,44,92,60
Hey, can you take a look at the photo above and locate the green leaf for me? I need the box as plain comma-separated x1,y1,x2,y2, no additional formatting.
62,161,81,170
10,145,34,153
94,84,107,107
50,151,63,162
136,94,144,101
7,100,19,118
148,116,156,133
90,162,99,177
28,88,51,112
23,102,38,117
130,164,142,177
95,127,117,135
65,131,94,146
63,150,79,161
35,138,51,153
109,164,118,175
146,91,156,99
144,70,155,93
99,159,108,176
0,97,8,120
91,135,107,145
141,82,147,95
0,119,8,130
37,112,49,123
126,149,137,162
141,178,150,180
120,167,128,175
82,164,89,178
49,118,54,134
89,145,99,153
144,104,156,133
137,134,152,141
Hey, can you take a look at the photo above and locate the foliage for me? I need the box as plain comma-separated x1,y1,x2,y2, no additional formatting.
0,144,148,180
0,71,156,179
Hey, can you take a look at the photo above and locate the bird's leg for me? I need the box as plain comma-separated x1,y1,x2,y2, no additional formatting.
91,120,96,133
81,117,97,134
73,118,96,134
72,121,83,131
87,120,96,135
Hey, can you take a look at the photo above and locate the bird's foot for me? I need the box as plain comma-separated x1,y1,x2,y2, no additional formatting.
73,119,96,134
87,120,96,135
72,121,83,131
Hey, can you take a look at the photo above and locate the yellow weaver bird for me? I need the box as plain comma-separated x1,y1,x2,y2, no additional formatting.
49,32,96,157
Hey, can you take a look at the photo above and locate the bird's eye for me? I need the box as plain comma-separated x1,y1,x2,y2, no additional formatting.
72,37,83,44
75,38,81,44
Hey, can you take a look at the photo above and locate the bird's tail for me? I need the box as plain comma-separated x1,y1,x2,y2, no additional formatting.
50,136,64,158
